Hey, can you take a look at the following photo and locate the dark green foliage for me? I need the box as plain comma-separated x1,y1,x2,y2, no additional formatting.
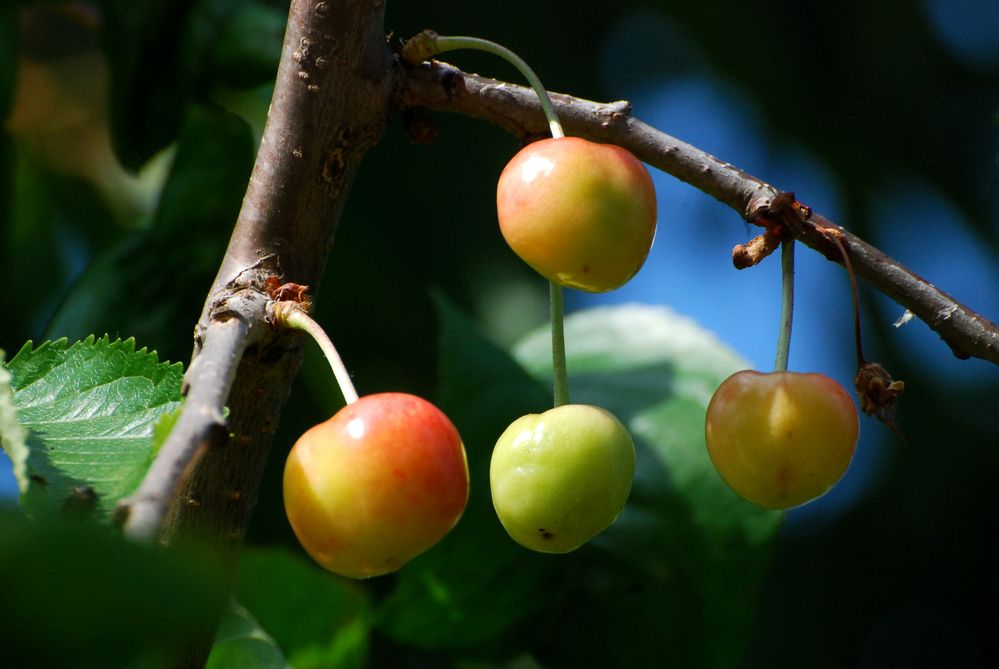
0,5,16,123
99,0,200,170
99,0,286,170
0,506,227,668
44,104,254,363
229,548,371,669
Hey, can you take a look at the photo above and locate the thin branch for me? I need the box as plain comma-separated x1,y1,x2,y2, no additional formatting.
398,61,999,366
120,289,265,542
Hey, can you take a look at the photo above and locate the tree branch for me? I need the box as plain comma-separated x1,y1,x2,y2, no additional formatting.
120,287,264,542
162,0,396,551
116,0,397,563
398,61,999,366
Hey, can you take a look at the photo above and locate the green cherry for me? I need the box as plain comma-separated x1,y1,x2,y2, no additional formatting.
490,404,635,552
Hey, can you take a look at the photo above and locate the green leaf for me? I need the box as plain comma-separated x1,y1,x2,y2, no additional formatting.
0,506,227,667
6,336,183,517
232,547,372,669
0,350,29,492
513,304,782,667
206,601,291,669
150,403,184,458
377,295,559,651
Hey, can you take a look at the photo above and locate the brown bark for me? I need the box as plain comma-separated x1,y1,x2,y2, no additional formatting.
121,0,398,586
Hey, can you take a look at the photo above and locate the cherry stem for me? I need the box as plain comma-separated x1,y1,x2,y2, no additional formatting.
774,237,795,373
550,282,570,407
273,301,359,405
424,33,570,406
423,35,566,139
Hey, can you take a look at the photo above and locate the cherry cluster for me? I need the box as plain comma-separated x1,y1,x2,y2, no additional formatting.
277,33,867,580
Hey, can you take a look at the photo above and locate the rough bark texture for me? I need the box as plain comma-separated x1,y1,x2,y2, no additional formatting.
171,0,396,542
119,0,397,566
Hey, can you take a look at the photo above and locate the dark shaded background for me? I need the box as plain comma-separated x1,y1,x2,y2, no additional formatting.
2,1,998,667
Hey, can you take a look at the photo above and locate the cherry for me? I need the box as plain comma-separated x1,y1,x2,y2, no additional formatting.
283,392,469,578
490,404,635,553
496,137,657,292
704,370,859,509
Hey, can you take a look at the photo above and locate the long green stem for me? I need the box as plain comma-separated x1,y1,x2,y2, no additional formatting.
550,282,570,407
274,302,359,405
422,35,565,139
418,32,570,406
774,238,795,373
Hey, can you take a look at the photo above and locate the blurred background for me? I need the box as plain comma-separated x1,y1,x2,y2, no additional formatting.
2,1,998,666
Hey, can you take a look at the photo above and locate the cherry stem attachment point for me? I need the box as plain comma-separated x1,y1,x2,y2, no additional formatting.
550,282,570,407
273,301,359,405
774,237,795,373
409,33,565,139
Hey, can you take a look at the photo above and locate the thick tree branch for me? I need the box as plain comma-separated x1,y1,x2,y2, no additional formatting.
162,0,396,552
117,0,396,563
398,61,999,366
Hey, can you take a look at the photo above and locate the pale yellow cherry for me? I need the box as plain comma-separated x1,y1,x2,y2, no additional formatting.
705,370,859,509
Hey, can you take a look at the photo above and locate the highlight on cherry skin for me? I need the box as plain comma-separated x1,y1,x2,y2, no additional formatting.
490,404,636,553
496,136,658,293
704,370,860,510
283,392,469,579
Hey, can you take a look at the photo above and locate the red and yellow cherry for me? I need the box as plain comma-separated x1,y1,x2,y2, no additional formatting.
705,370,859,509
490,404,635,553
283,393,469,578
496,137,657,292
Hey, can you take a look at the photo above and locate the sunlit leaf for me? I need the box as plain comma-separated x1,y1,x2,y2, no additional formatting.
150,403,183,459
6,336,183,517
